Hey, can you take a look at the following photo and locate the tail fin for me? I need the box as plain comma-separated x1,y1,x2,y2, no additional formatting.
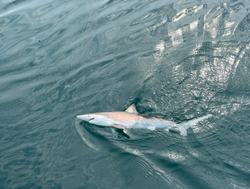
177,114,212,136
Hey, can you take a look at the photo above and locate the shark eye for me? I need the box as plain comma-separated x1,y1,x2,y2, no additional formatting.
88,118,95,121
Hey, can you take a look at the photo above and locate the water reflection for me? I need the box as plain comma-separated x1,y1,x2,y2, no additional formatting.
1,0,250,188
172,5,204,22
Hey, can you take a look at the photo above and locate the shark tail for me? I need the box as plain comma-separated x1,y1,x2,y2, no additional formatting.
176,114,212,136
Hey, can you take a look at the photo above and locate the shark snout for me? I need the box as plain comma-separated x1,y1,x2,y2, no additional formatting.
76,113,112,126
77,114,94,122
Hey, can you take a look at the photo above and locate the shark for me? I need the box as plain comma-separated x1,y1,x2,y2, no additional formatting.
77,104,212,137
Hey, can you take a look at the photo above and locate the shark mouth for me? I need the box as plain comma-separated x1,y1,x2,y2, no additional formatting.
88,118,95,122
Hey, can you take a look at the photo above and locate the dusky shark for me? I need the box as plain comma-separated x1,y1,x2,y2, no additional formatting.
77,104,212,138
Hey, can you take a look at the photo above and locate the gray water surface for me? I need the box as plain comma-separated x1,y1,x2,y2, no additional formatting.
1,0,250,188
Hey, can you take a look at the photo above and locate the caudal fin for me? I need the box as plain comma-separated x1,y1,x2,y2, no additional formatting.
177,114,212,136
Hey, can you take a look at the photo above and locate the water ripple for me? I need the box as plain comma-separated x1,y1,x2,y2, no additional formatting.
1,0,250,188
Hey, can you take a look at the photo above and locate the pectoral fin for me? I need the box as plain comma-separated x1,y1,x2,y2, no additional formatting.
111,128,130,139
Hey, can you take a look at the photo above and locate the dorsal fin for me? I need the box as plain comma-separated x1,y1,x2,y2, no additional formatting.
125,104,138,114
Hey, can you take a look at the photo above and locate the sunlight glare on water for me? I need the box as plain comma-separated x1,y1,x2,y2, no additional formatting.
0,0,250,188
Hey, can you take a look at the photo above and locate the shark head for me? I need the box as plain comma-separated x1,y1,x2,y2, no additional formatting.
76,104,139,129
77,113,112,126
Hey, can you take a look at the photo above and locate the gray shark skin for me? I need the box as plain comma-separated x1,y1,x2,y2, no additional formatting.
77,104,212,137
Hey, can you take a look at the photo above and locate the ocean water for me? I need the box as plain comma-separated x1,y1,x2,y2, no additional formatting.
1,0,250,188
